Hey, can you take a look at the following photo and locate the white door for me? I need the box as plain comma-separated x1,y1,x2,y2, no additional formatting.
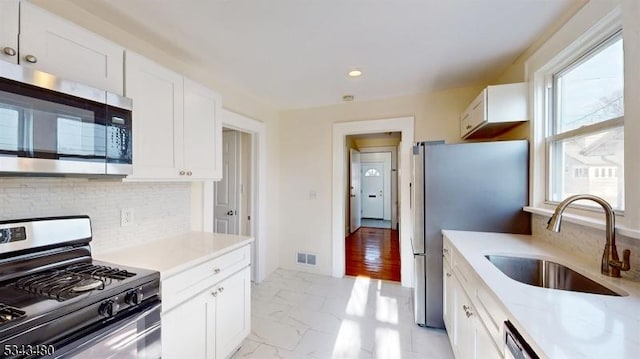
214,130,239,234
349,149,361,233
362,162,384,219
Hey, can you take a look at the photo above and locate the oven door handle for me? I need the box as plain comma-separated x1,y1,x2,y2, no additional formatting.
53,300,162,359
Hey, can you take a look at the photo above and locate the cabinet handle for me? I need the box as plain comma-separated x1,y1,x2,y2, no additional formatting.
179,170,186,176
211,290,218,297
465,125,472,130
446,272,452,277
213,268,221,274
3,47,16,57
218,286,224,293
462,305,473,318
443,248,448,253
187,171,193,176
24,54,38,63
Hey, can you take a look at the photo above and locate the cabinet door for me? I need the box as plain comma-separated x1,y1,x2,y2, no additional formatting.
125,51,184,180
19,2,124,94
0,0,19,64
214,267,251,359
475,319,502,359
460,110,472,138
162,290,216,359
467,90,487,131
183,78,222,180
443,258,454,333
454,279,476,359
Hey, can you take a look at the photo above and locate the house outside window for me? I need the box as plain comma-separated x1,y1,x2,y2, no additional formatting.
547,31,624,210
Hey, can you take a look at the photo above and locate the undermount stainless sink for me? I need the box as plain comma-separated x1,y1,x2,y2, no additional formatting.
485,255,621,296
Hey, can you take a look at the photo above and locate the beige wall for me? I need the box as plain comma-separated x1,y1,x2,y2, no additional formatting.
278,86,481,275
27,0,282,276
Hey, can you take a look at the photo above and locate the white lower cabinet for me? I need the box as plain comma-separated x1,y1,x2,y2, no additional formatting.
162,290,211,359
214,266,251,359
162,246,251,359
444,240,503,359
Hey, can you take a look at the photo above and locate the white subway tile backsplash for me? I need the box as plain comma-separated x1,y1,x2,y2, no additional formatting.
0,178,191,253
532,214,640,281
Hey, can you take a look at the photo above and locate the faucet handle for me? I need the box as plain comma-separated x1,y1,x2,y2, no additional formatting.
610,249,631,272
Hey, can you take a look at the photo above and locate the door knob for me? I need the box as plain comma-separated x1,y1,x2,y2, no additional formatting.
226,210,236,216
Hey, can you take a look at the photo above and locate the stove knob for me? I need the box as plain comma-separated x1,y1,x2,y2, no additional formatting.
125,290,143,305
99,300,118,317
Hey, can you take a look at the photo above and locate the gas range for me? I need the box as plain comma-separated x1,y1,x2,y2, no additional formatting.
0,216,161,358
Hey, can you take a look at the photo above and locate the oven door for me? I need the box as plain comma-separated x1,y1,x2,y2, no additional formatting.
53,300,161,359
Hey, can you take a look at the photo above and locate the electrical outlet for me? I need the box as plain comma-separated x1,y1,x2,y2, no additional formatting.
120,208,134,227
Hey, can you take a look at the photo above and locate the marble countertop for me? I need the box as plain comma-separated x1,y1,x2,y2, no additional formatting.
94,232,253,279
442,230,640,359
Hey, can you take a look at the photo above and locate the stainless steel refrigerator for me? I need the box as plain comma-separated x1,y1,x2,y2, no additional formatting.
411,140,531,328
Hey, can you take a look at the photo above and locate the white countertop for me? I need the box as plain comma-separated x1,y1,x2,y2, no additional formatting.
442,230,640,359
94,232,253,279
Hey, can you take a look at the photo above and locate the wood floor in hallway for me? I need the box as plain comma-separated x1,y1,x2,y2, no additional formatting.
345,226,401,282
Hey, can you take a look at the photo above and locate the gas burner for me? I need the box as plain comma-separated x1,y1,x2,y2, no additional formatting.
0,304,25,324
13,263,137,301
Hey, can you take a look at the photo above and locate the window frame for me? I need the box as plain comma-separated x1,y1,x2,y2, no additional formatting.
543,29,625,213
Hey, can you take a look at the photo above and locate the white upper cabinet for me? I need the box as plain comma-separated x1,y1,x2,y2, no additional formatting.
125,51,221,181
460,82,527,139
183,78,222,180
0,0,19,64
17,2,125,94
125,51,184,180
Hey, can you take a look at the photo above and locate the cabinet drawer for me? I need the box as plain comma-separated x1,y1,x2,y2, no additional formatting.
162,245,251,312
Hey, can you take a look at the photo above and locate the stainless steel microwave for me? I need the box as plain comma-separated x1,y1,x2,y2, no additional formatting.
0,61,132,176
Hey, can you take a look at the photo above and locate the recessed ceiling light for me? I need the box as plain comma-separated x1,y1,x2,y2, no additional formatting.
343,95,355,102
348,70,362,77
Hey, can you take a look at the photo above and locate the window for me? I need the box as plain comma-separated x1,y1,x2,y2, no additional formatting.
0,107,19,151
364,168,380,177
547,31,624,210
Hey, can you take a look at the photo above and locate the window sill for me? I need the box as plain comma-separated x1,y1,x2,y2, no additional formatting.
523,206,640,239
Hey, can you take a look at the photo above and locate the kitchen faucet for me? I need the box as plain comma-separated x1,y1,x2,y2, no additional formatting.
546,194,631,277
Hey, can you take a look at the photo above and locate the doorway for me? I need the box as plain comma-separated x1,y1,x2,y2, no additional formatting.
213,129,251,236
345,132,401,281
332,117,414,287
202,109,267,283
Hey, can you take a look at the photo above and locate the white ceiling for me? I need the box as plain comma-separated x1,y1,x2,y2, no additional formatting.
68,0,580,109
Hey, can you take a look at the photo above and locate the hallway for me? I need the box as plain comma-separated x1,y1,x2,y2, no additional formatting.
345,227,401,282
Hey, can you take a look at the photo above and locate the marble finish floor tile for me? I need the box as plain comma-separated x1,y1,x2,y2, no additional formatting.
234,269,455,359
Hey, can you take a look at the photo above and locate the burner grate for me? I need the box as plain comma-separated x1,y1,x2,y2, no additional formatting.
0,303,26,324
64,263,136,281
13,263,136,301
